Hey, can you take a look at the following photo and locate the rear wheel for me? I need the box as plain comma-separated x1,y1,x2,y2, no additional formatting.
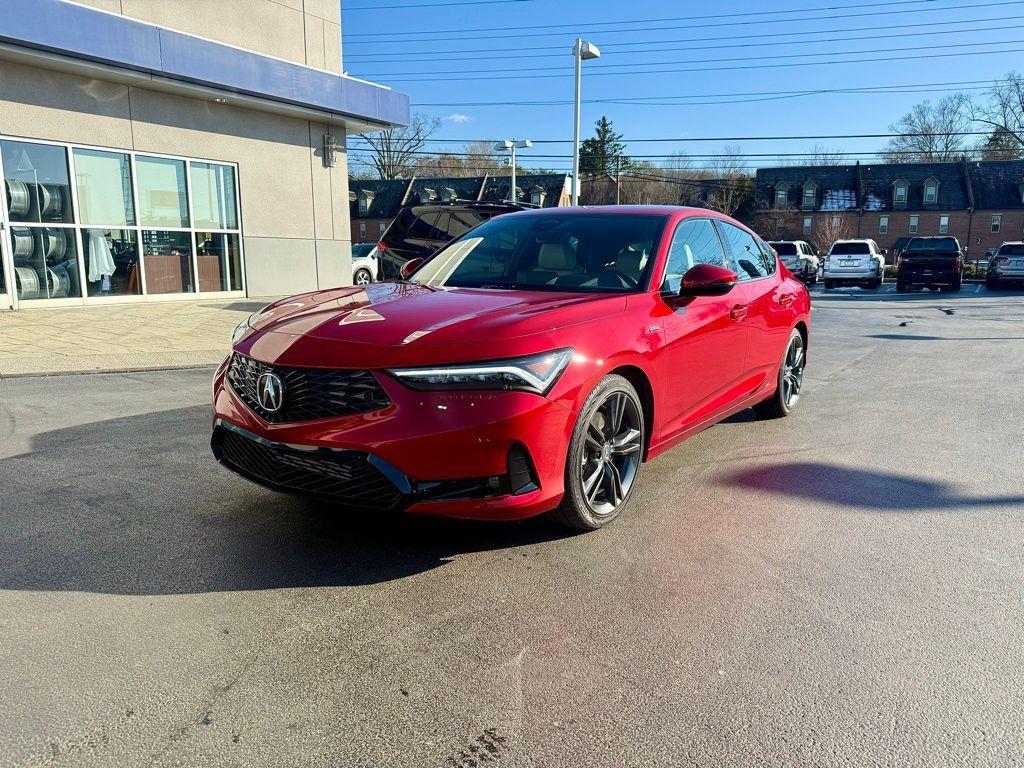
951,274,962,292
550,375,645,531
754,329,805,420
354,268,373,286
896,279,908,293
987,278,1000,291
824,280,835,289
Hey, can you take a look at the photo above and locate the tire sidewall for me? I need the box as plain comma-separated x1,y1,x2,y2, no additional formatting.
777,328,804,416
563,374,644,529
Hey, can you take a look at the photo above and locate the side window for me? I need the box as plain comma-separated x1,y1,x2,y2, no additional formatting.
755,237,777,276
430,212,451,242
446,209,485,238
661,218,727,293
410,211,443,240
716,221,769,280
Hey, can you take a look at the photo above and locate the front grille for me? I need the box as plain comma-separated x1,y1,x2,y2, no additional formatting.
214,427,406,510
227,353,391,424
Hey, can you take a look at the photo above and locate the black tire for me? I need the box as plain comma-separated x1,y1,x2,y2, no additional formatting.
824,280,835,289
549,374,645,531
987,279,1000,291
754,328,806,420
951,274,962,292
353,268,373,286
896,280,908,293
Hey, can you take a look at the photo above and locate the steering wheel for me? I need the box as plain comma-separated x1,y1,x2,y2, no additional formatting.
602,269,639,289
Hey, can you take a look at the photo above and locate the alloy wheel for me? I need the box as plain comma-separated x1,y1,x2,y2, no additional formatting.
580,390,643,516
782,335,805,409
354,269,372,286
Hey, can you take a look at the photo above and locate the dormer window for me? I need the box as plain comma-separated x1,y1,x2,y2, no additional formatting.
801,181,818,210
439,186,456,203
774,183,789,208
357,189,374,216
419,188,436,204
530,185,547,206
893,180,909,207
923,177,939,205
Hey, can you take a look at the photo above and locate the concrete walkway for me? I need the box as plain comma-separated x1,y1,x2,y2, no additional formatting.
0,298,279,377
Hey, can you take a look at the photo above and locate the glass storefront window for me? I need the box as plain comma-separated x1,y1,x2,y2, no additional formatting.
142,230,194,295
196,232,242,292
2,140,74,224
82,229,141,297
9,226,82,301
191,162,238,230
74,149,135,226
136,156,189,228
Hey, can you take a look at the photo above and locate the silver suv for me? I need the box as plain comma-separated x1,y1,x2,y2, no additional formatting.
987,242,1024,290
823,239,886,290
767,240,820,283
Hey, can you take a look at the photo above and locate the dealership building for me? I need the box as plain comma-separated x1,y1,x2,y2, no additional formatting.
0,0,408,311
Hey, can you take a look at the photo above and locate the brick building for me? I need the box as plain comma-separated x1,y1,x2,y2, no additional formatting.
349,174,571,243
755,160,1024,260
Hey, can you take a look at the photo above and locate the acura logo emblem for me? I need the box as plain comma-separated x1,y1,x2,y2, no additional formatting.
256,372,285,413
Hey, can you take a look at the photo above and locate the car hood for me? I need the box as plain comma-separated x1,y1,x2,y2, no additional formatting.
238,282,626,368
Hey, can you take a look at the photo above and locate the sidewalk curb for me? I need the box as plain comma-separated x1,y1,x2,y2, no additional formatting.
0,363,217,380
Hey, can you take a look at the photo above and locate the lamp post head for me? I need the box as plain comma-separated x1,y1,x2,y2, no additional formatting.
494,140,514,151
573,40,601,60
514,139,533,149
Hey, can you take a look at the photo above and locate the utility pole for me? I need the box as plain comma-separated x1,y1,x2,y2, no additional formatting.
615,155,621,205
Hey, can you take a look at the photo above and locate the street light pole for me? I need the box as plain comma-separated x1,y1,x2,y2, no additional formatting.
495,139,533,204
571,39,600,207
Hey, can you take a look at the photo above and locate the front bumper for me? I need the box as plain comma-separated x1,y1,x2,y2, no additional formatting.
211,361,574,520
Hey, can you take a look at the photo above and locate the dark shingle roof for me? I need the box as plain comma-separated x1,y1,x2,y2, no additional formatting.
350,173,569,219
756,159,1024,212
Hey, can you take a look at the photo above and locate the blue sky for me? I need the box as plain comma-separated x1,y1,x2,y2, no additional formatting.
341,0,1022,172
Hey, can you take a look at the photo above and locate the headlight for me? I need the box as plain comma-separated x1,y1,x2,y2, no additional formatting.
231,314,255,345
389,348,573,395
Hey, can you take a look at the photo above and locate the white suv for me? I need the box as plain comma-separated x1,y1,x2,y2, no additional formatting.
768,240,820,283
823,239,886,290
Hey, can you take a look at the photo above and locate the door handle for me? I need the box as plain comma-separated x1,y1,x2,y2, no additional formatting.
730,304,749,321
777,293,796,308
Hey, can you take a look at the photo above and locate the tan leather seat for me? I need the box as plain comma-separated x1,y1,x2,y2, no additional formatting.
614,246,647,277
537,243,578,274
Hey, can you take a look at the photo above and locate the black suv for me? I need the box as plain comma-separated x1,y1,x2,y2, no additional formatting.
377,202,527,280
895,236,963,292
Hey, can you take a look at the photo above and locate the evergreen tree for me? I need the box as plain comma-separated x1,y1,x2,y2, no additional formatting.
579,116,629,176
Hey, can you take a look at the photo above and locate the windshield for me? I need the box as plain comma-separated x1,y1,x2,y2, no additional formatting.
906,237,958,252
769,242,797,256
410,213,665,293
830,242,871,255
997,244,1024,256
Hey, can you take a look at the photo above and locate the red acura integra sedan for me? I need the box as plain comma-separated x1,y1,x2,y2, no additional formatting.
212,207,810,530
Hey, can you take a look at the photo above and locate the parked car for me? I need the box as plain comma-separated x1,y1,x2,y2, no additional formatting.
377,201,527,280
351,242,378,286
896,236,963,292
986,242,1024,290
213,207,810,531
768,240,819,283
822,239,886,289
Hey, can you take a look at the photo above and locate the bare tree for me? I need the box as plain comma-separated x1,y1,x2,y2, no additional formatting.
356,114,440,179
411,140,506,178
804,144,849,166
702,146,755,217
974,72,1024,154
812,214,855,253
883,94,974,163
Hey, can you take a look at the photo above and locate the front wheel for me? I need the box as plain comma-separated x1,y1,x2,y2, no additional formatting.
754,329,806,419
550,374,645,531
353,268,373,286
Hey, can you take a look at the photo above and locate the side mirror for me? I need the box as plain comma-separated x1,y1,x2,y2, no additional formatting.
400,257,425,280
678,263,739,297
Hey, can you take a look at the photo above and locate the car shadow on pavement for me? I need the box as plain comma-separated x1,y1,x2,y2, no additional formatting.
723,461,1024,511
0,405,575,596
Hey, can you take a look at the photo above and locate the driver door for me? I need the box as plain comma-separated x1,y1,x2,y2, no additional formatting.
654,217,749,442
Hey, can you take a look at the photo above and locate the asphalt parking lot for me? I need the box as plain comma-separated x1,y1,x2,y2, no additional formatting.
2,286,1023,767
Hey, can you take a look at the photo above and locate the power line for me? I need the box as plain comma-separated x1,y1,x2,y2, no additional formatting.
411,79,1003,108
343,0,1024,45
343,0,943,36
357,35,1024,79
348,130,1000,147
346,0,532,9
364,43,1024,82
345,12,1024,62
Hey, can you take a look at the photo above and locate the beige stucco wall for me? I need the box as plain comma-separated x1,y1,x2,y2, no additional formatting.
0,58,353,296
72,0,343,73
